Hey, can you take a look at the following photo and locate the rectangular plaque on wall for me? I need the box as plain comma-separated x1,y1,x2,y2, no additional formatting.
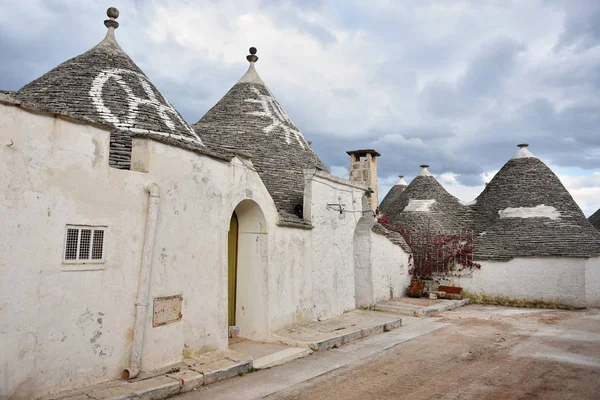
152,295,183,327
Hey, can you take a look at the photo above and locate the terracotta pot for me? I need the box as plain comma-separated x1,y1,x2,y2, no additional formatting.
408,279,425,298
439,285,463,295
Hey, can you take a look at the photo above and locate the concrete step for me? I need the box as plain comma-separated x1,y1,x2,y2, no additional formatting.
272,309,402,351
253,347,311,370
376,298,470,317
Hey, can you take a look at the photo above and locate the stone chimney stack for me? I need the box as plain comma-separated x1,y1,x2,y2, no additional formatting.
346,149,381,212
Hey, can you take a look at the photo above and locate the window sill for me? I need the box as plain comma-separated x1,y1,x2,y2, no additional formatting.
61,263,106,271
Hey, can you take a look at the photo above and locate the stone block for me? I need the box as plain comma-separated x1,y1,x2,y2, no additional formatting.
167,369,204,393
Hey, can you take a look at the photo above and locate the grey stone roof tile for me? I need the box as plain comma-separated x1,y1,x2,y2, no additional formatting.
193,57,327,225
589,209,600,232
13,13,221,168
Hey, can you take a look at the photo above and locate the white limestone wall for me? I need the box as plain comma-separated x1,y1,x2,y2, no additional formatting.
370,231,411,302
303,171,368,319
0,102,416,398
0,105,147,397
0,104,282,398
585,257,600,307
452,258,589,307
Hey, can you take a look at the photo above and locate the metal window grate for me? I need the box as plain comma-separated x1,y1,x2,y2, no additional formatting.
65,228,79,260
92,230,104,260
80,229,92,259
63,225,106,263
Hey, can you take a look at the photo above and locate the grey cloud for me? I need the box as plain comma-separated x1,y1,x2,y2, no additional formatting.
555,0,600,52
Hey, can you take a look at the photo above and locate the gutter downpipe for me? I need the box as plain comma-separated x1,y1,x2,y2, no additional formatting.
123,183,160,379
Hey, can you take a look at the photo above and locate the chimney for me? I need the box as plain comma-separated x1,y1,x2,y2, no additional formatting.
346,149,381,212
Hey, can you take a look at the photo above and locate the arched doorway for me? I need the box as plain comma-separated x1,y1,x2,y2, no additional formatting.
228,200,269,340
354,216,374,307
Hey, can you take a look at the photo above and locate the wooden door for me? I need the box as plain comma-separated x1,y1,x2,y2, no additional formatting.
228,212,239,327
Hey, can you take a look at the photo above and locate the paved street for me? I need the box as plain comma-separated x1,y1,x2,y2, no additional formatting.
179,306,600,400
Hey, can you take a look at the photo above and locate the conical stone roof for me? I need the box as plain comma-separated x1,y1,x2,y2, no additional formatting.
472,144,600,260
380,165,471,234
379,176,407,214
14,8,209,169
193,48,327,227
588,208,600,232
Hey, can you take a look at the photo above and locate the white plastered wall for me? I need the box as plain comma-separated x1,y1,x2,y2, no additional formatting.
0,103,282,397
452,257,590,307
303,171,368,319
585,257,600,307
0,102,414,398
369,231,411,302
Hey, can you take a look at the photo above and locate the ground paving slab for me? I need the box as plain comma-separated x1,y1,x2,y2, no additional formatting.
375,296,470,317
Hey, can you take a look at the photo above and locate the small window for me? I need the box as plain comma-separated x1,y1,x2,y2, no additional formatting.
63,225,106,264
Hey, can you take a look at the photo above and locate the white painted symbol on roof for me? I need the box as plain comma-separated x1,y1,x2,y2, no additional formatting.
245,87,308,149
89,68,203,146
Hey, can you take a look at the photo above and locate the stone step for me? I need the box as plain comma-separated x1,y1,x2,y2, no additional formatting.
44,350,252,400
376,298,470,317
272,309,402,351
252,347,311,370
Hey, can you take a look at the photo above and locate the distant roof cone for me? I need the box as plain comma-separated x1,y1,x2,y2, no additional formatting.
379,165,471,232
379,175,408,213
588,208,600,232
14,8,204,169
473,144,600,260
193,47,326,226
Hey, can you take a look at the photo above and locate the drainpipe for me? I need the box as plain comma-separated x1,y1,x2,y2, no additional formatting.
123,183,160,379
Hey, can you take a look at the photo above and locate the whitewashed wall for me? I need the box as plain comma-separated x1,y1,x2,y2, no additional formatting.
0,104,279,398
370,230,411,302
585,257,600,307
452,257,597,308
0,104,411,398
303,171,368,319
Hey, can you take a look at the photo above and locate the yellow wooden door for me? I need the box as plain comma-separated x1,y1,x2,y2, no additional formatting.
228,212,239,327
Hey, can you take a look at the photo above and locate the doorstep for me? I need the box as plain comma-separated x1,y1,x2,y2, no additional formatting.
42,350,252,400
376,297,470,317
228,338,311,370
272,309,402,351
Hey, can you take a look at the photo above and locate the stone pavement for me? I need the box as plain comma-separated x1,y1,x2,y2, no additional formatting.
375,296,470,317
176,315,447,399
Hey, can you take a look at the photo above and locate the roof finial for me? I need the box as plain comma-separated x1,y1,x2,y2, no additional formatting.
247,47,259,63
517,143,529,148
420,164,429,169
418,164,432,177
104,7,119,29
399,175,404,179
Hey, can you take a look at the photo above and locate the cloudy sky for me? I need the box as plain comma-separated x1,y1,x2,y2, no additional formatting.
1,0,599,215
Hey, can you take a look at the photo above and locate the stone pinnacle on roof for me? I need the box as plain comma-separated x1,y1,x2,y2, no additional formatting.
396,175,408,186
247,47,259,63
104,7,120,29
418,164,432,176
512,143,537,159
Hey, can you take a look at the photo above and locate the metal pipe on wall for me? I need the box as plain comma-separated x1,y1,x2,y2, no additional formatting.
123,183,160,379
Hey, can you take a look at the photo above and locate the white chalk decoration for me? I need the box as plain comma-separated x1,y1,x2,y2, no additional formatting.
89,68,203,145
499,205,561,220
241,47,310,149
404,199,436,212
